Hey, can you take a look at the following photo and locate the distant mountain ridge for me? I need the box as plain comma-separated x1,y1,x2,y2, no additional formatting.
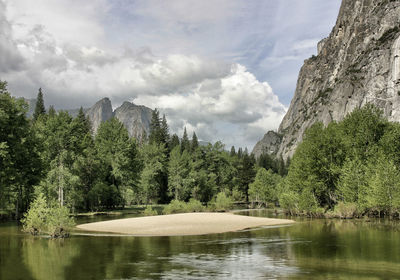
26,97,153,142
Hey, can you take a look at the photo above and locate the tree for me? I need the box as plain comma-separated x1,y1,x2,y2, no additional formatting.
230,146,236,157
0,81,42,218
139,143,167,204
149,109,161,144
168,146,191,200
237,151,256,202
160,114,170,146
169,134,180,150
95,118,141,208
364,155,400,216
191,132,199,152
249,168,281,207
181,127,190,152
33,88,46,121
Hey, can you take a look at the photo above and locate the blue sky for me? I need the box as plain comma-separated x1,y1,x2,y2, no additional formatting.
0,0,341,149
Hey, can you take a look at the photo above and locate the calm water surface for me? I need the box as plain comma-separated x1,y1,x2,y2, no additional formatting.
1,210,399,279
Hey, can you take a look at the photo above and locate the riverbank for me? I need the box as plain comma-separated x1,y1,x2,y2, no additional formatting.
76,212,295,236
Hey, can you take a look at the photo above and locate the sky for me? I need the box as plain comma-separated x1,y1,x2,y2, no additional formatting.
0,0,342,150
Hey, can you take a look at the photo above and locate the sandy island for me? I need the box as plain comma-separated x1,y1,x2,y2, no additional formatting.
76,212,295,236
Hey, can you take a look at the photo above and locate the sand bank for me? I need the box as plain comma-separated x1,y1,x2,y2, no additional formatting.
76,212,294,236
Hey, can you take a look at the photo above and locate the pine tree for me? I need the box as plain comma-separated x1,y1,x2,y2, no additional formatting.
191,132,199,152
149,109,161,144
230,146,236,157
170,134,180,150
181,127,190,152
33,88,46,121
48,105,56,118
160,114,170,145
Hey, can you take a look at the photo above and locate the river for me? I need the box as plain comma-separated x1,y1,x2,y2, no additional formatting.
1,210,399,279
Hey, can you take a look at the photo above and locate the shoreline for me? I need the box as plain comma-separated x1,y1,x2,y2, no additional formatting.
76,212,295,236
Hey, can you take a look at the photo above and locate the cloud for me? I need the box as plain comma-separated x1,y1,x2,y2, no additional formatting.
0,0,341,149
134,64,286,149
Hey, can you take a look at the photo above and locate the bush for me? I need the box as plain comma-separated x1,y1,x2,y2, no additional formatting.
278,191,299,215
209,192,233,212
143,205,158,216
21,194,75,238
333,202,359,219
184,199,205,212
163,200,186,214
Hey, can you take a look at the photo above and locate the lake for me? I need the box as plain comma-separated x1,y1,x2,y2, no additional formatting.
1,210,399,279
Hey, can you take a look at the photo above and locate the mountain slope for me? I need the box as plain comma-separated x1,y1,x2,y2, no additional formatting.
253,0,400,159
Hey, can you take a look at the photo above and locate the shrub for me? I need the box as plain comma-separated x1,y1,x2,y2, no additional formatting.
21,194,75,238
163,200,186,214
209,192,233,212
143,205,158,216
333,202,359,219
184,199,205,212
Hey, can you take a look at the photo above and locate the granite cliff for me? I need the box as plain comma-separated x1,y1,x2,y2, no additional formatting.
27,97,153,141
253,0,400,160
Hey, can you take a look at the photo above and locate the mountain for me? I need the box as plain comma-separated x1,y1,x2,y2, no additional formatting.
27,97,153,141
85,97,114,134
253,0,400,160
113,101,153,141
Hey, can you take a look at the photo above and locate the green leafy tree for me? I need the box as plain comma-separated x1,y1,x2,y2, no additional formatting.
139,143,167,204
249,168,281,207
168,146,190,200
0,81,42,217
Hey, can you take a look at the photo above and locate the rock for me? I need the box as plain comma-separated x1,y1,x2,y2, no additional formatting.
85,97,113,134
114,101,153,142
255,0,400,160
252,131,282,158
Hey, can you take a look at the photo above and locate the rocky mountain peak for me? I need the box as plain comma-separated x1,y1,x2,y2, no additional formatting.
86,97,113,134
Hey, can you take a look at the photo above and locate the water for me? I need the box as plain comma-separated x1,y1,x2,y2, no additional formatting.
1,210,399,279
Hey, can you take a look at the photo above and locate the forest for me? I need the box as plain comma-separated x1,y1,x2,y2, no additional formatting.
2,79,399,226
0,81,286,222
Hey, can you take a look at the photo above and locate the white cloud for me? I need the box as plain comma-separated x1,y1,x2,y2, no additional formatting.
134,64,286,149
0,0,341,149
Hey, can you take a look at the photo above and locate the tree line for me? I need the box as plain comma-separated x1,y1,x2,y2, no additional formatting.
250,104,400,218
0,82,287,219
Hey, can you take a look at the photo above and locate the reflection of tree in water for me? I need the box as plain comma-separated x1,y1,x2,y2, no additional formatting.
22,238,79,280
286,219,400,279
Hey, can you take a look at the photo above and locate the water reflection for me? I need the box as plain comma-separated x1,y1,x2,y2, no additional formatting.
0,211,400,279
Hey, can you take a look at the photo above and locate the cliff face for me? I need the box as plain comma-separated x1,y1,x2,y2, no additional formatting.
85,97,113,134
113,101,153,141
254,0,400,159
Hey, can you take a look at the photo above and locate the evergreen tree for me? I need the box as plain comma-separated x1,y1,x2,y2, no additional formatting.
48,105,56,118
33,88,46,121
191,132,199,152
169,134,180,150
230,146,236,157
181,127,190,152
160,114,170,146
149,109,161,144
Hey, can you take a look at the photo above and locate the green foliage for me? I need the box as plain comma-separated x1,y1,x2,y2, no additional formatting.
249,168,281,207
209,192,233,212
21,193,75,238
162,200,186,214
21,193,48,235
33,88,46,121
162,199,205,214
143,205,158,216
331,202,359,219
0,82,42,217
281,104,400,217
185,199,205,212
